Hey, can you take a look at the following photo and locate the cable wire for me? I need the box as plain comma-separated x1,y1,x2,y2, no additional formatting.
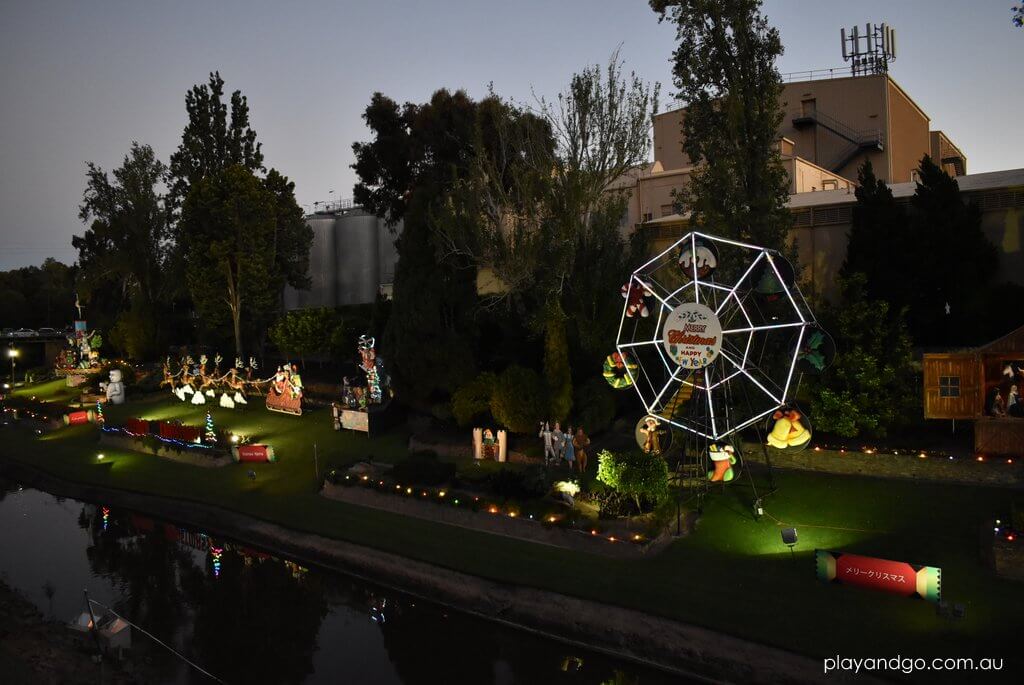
87,599,226,684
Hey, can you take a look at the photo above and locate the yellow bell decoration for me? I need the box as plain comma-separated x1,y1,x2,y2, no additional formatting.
767,409,812,450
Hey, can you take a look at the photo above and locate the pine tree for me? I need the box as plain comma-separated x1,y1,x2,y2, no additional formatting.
652,0,792,252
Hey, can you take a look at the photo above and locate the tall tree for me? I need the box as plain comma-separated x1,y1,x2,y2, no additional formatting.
0,259,76,330
904,156,998,345
74,142,170,357
651,0,792,252
169,72,264,210
352,90,481,404
840,160,909,302
440,57,657,408
180,165,279,357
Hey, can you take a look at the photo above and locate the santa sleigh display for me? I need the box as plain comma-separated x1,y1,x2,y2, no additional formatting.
266,363,304,416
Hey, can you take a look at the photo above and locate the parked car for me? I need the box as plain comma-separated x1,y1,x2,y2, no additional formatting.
0,329,12,338
11,328,36,338
37,327,61,336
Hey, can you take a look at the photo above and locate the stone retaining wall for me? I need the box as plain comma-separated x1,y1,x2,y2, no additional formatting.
322,482,667,559
98,432,232,468
742,442,1024,488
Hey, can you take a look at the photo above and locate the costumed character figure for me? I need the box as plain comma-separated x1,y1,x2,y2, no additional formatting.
539,422,555,464
342,376,357,408
620,282,651,318
272,366,288,396
767,409,812,449
573,427,590,474
563,425,575,468
707,444,736,482
288,363,303,399
104,369,125,405
640,416,663,454
551,422,565,461
1008,384,1022,418
603,352,637,389
991,390,1007,418
482,428,496,459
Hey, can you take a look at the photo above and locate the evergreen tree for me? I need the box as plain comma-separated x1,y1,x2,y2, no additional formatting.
179,165,279,358
352,90,480,403
543,311,572,422
74,142,171,357
169,72,264,210
840,160,909,303
652,0,792,252
809,274,917,438
904,156,998,345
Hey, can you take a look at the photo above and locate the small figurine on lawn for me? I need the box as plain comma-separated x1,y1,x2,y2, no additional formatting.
573,427,590,474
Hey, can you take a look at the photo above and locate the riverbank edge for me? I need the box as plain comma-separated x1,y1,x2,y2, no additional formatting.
0,459,865,685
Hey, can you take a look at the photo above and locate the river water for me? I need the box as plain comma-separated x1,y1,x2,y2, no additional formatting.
0,481,688,684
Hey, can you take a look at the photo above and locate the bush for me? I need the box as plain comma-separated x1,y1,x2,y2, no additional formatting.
389,451,456,486
487,464,552,500
543,313,573,422
573,376,616,434
595,449,669,514
490,365,544,433
451,372,497,427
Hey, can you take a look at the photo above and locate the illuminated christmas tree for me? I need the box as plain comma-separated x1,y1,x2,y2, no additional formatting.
204,411,217,443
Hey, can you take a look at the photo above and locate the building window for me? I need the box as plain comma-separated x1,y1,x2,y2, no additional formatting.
822,179,838,190
939,376,960,398
660,204,675,217
642,212,653,222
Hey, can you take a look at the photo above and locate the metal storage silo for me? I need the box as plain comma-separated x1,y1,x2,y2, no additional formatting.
284,212,337,309
335,208,380,305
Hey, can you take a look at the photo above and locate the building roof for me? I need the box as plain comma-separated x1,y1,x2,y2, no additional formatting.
786,168,1024,209
977,323,1024,355
644,167,1024,225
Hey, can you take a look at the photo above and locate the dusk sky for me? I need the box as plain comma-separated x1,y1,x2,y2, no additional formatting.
1,0,1021,270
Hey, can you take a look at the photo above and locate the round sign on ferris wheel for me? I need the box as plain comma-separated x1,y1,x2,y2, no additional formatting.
614,231,822,442
662,302,723,369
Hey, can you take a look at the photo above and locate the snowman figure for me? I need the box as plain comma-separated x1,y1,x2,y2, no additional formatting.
105,369,126,405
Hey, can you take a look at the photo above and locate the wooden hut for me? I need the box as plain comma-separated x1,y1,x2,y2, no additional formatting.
924,324,1024,456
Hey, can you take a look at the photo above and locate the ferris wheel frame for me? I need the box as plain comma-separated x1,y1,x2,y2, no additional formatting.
615,231,817,442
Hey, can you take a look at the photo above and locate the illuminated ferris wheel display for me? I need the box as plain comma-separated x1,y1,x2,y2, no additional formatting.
615,231,826,443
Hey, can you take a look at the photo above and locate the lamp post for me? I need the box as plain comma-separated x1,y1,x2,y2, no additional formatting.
7,348,17,384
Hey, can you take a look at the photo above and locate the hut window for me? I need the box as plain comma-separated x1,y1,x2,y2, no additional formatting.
939,376,960,398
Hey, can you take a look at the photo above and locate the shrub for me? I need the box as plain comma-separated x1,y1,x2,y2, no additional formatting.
543,314,572,422
573,376,616,434
488,464,551,500
490,365,544,433
596,449,669,514
389,451,456,486
451,372,497,427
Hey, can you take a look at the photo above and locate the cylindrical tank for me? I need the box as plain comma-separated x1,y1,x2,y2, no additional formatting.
285,213,337,309
335,209,380,305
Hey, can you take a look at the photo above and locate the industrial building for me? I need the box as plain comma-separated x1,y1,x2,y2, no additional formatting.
283,202,401,310
622,25,1020,300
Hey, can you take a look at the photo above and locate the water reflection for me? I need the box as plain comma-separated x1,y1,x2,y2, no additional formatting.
0,479,682,685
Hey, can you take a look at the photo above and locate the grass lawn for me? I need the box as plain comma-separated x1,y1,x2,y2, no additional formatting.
4,379,1024,670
